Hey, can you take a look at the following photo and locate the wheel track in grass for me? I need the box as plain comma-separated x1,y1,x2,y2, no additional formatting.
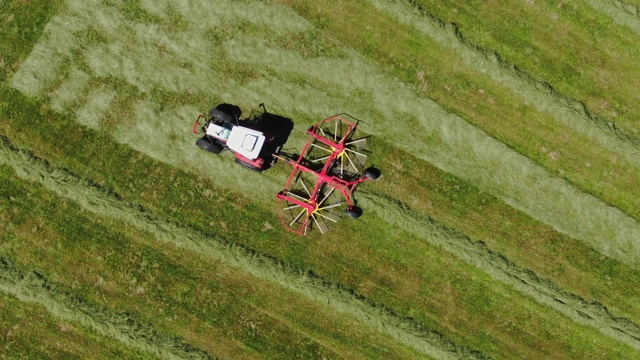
357,191,640,350
0,137,485,360
585,0,640,36
370,0,640,167
0,257,214,360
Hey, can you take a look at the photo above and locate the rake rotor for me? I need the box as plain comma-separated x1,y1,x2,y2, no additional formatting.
276,115,380,236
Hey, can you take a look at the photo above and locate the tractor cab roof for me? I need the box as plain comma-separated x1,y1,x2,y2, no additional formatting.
227,126,266,160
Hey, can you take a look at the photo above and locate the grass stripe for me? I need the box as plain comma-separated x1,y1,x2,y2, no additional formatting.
0,257,213,360
358,190,640,350
370,0,640,168
0,137,485,360
586,0,640,36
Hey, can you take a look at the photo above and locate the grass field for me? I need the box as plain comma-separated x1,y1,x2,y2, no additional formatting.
2,0,640,358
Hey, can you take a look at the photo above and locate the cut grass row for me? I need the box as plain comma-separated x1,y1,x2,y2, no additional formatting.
0,138,480,359
367,139,640,325
0,257,212,360
0,292,143,359
11,0,640,270
370,0,640,168
2,105,639,358
586,0,640,36
359,187,640,350
5,0,640,358
0,165,428,360
270,0,640,267
410,0,640,135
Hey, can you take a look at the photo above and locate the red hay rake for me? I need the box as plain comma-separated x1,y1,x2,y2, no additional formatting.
276,115,380,235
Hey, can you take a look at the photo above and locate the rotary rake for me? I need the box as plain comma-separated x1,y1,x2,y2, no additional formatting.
276,115,380,235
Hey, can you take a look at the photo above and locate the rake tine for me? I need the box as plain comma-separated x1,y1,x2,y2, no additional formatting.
312,214,325,234
317,212,338,223
290,209,306,227
283,204,301,211
319,187,336,205
299,179,312,197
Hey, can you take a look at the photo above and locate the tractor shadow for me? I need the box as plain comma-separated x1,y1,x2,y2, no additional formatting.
248,106,294,171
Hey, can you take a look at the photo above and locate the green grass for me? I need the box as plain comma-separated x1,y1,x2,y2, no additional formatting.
3,0,640,358
411,0,640,135
0,165,429,359
3,92,639,358
0,293,145,359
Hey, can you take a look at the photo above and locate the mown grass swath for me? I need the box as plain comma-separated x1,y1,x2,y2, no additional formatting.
0,136,483,359
3,115,639,358
408,0,640,134
12,0,640,270
0,257,212,360
1,162,433,359
0,291,143,358
585,0,640,36
3,0,640,358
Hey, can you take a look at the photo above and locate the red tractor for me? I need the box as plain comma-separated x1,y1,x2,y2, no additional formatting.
276,115,380,235
192,103,284,172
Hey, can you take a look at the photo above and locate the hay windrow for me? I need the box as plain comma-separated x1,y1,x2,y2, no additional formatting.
585,0,640,36
0,137,484,360
220,37,640,269
358,191,640,350
0,257,213,360
370,0,640,167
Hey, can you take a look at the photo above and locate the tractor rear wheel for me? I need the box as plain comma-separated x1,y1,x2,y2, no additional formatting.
196,137,223,154
344,206,362,219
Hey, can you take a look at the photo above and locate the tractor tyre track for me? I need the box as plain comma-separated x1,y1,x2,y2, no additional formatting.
358,191,640,350
0,258,213,360
369,0,640,167
0,137,486,360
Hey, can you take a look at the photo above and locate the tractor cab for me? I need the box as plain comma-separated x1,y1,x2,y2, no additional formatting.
193,103,293,172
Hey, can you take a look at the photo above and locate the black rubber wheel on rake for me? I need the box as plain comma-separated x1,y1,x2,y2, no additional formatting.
196,137,223,154
364,167,381,180
344,206,362,219
235,158,263,173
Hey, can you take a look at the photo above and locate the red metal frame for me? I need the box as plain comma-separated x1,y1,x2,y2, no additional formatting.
192,114,206,134
276,115,371,235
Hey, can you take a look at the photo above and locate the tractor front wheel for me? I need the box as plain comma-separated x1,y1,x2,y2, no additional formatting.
196,137,223,154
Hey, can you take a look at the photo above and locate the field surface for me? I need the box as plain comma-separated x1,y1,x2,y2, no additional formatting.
2,0,640,359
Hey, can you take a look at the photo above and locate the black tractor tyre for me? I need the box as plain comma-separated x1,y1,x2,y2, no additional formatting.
215,104,242,120
364,167,381,180
344,206,363,219
235,158,263,172
209,108,235,124
196,137,223,154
